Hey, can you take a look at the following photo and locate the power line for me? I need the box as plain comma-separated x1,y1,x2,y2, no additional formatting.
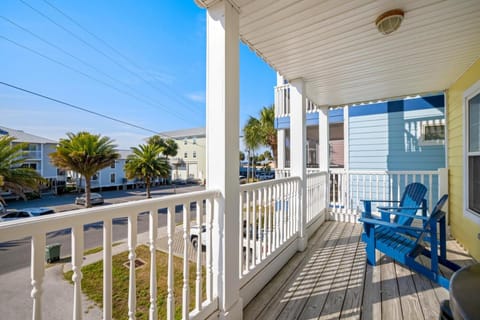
0,81,158,134
42,0,202,116
0,34,191,123
0,81,206,148
21,0,201,117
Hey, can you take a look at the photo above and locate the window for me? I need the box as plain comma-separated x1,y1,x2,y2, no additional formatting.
184,152,188,158
419,121,445,146
92,172,99,181
193,151,197,158
464,81,480,223
110,161,115,169
110,173,116,183
193,138,196,145
184,138,187,145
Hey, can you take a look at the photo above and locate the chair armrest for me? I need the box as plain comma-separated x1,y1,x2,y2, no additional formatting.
359,217,425,233
386,211,429,221
361,200,401,204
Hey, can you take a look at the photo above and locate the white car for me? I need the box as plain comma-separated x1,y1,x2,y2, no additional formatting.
190,223,267,257
0,207,54,222
75,193,104,205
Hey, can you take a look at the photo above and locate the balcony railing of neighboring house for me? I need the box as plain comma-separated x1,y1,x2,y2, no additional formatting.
274,84,318,118
23,150,42,159
276,167,448,223
0,174,329,319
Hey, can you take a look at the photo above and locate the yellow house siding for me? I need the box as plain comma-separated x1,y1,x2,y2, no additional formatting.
447,58,480,261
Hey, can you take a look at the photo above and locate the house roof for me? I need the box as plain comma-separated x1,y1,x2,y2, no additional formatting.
198,0,480,107
117,149,133,159
158,127,206,139
0,126,57,144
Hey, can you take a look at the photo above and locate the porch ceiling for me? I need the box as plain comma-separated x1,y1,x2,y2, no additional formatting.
199,0,480,106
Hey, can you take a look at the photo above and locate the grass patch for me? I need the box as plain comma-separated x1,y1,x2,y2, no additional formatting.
83,242,123,256
64,245,205,319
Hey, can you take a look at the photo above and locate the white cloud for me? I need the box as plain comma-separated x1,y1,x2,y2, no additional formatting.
186,92,205,103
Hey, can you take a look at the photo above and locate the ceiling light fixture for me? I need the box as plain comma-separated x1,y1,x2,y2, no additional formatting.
376,9,404,35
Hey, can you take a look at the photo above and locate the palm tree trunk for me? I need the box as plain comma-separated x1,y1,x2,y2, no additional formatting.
146,177,151,198
85,176,91,208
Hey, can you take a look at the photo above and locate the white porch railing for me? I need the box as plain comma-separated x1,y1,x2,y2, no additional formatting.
276,167,448,223
0,190,220,320
237,175,327,305
329,168,447,222
306,171,328,225
0,175,330,319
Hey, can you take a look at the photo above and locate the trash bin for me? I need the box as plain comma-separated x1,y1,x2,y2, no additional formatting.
45,243,61,263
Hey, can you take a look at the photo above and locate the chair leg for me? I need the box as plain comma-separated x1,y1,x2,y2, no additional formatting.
365,225,376,266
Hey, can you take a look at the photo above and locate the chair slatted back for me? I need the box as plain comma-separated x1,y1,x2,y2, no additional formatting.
395,182,427,226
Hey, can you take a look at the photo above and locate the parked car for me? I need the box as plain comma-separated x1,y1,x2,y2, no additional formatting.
172,178,186,185
0,202,6,215
22,207,55,216
75,193,104,205
190,223,266,256
186,177,201,185
0,207,54,222
239,175,247,184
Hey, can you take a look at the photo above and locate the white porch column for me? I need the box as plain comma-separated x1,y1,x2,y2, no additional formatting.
206,1,242,318
289,78,307,251
277,129,286,169
318,106,329,171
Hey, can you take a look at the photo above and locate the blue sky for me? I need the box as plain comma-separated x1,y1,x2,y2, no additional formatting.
0,0,276,149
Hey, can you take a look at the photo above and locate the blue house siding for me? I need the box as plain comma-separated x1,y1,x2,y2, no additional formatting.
348,94,445,208
348,94,446,171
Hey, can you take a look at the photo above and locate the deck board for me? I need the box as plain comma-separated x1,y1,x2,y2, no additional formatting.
244,221,476,320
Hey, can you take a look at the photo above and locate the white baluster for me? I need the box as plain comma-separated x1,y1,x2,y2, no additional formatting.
195,200,202,311
245,191,250,270
182,203,190,319
252,189,257,266
149,210,158,320
239,191,244,276
128,215,137,320
267,185,272,255
205,198,213,302
167,206,175,319
31,233,45,320
103,219,112,320
72,225,84,320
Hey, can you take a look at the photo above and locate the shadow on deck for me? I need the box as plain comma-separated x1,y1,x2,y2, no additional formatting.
244,221,475,320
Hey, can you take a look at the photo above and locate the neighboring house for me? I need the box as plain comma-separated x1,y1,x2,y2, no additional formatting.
158,127,206,182
71,149,137,191
0,125,65,194
275,92,446,172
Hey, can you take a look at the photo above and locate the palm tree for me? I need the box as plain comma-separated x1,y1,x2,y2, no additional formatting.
49,132,119,207
243,116,262,180
0,136,44,203
124,143,170,198
258,105,277,165
148,136,178,159
243,105,278,173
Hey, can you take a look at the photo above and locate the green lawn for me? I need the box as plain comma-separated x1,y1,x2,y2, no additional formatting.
65,245,205,319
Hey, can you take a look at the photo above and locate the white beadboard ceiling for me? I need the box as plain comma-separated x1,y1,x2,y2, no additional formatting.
197,0,480,107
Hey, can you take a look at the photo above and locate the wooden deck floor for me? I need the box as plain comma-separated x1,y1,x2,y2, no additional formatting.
244,221,475,320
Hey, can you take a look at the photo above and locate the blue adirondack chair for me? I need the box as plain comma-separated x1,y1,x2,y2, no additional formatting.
359,194,461,289
361,182,427,264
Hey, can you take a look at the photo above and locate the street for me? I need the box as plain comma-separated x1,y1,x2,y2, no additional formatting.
0,184,204,274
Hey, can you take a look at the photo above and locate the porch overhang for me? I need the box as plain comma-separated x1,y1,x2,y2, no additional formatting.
199,0,480,107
